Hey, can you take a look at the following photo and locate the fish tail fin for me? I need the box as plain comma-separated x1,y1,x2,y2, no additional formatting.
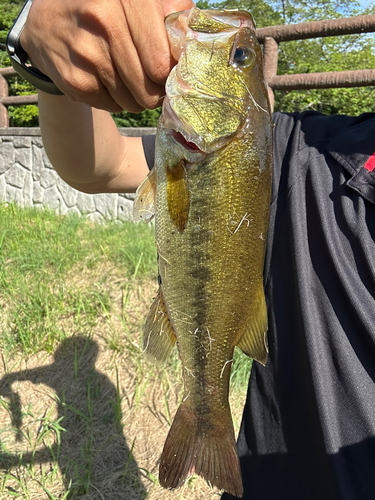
159,400,243,497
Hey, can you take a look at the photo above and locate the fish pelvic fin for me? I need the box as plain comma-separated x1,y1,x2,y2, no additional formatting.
133,168,156,223
159,400,243,497
236,288,268,366
143,287,177,363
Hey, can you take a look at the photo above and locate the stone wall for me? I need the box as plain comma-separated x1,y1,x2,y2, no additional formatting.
0,127,156,222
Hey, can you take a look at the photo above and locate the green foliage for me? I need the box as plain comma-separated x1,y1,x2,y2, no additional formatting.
6,74,37,125
200,0,375,115
8,104,39,126
269,0,362,24
0,0,37,125
1,0,375,123
270,0,375,114
0,0,23,46
204,0,282,27
196,0,213,8
275,36,375,115
112,107,162,128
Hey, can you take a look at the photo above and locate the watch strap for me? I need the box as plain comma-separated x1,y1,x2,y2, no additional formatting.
6,0,64,95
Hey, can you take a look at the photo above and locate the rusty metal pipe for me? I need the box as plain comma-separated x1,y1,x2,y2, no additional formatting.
0,67,18,77
1,95,38,106
262,37,279,111
0,15,374,127
256,15,375,43
269,69,375,90
0,75,9,127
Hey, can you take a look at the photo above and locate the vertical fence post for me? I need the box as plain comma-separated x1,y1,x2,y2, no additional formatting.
262,36,279,112
0,73,9,127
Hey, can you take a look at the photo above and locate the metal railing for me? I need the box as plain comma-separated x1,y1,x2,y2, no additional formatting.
257,14,375,109
0,14,375,125
0,67,37,127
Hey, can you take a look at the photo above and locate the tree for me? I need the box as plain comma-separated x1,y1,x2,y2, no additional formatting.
1,0,375,125
199,0,375,115
112,108,161,128
269,0,375,114
197,0,282,27
0,0,39,126
0,0,23,58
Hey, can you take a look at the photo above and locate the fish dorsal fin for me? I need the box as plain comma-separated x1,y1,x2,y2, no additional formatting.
143,287,177,363
133,168,156,223
167,160,190,232
236,289,269,366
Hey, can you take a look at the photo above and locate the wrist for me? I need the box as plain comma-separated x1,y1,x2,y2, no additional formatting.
6,0,63,95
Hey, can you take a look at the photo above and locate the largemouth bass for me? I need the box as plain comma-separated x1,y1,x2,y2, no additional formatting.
133,7,273,497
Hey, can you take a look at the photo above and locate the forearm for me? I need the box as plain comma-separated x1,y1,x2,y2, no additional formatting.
38,91,149,193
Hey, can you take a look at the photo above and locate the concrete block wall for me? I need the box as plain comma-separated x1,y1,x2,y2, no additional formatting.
0,127,156,222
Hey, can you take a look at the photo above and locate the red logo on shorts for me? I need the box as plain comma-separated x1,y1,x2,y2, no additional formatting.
364,153,375,172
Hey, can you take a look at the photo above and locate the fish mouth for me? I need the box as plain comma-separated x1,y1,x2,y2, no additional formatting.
162,95,233,155
171,130,202,152
165,8,255,61
163,96,207,154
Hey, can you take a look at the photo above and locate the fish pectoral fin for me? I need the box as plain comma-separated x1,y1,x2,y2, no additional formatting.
160,400,243,497
236,290,268,366
143,287,177,363
133,168,156,223
167,160,190,232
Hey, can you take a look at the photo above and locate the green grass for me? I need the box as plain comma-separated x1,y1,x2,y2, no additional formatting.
0,202,253,499
0,202,252,385
0,202,156,280
0,202,252,383
231,348,252,390
0,203,157,357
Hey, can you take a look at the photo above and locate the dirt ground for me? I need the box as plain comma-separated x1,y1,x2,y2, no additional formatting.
0,283,248,499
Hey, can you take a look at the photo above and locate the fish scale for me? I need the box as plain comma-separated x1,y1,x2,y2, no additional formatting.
133,7,273,497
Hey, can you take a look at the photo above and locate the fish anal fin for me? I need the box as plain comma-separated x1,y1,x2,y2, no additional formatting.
133,168,156,223
143,287,176,363
160,401,243,497
167,160,190,232
236,290,268,366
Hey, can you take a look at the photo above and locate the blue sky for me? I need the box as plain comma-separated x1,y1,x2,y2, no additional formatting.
359,0,373,8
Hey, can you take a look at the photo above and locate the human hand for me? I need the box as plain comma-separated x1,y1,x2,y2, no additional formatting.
20,0,195,112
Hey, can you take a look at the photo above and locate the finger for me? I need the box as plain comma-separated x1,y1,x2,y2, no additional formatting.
60,37,146,112
103,3,169,109
100,72,148,113
56,73,125,113
121,0,175,85
49,4,149,112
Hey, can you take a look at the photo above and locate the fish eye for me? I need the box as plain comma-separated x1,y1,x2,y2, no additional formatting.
234,47,249,63
230,45,255,68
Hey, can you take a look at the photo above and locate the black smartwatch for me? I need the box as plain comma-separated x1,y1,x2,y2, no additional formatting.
6,0,63,95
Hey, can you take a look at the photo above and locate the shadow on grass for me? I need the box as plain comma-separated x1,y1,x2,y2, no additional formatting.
0,335,147,499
